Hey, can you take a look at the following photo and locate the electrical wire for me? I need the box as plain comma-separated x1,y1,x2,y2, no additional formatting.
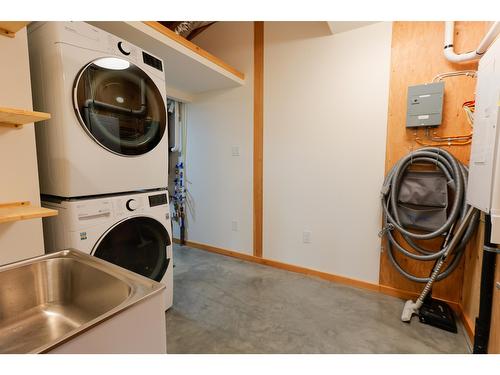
426,71,476,145
414,127,472,147
432,70,477,82
415,138,472,147
462,100,475,127
412,98,475,147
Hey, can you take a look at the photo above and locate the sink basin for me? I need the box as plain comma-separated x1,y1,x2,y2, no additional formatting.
0,249,165,353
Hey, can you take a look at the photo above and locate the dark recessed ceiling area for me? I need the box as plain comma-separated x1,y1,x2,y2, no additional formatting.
158,21,217,40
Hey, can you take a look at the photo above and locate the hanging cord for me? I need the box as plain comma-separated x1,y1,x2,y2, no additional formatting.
380,147,480,283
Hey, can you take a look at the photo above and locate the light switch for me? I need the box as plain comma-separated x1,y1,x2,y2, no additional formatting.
303,231,312,244
231,146,240,157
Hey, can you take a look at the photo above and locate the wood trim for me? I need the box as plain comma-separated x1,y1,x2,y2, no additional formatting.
260,257,380,293
175,238,472,336
142,21,245,81
174,239,257,263
0,22,29,38
378,284,461,312
0,201,58,224
460,308,475,343
0,107,51,128
176,239,400,296
253,21,264,258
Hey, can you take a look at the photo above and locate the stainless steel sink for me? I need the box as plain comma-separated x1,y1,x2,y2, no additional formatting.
0,249,165,354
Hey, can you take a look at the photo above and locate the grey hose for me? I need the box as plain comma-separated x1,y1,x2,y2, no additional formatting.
381,147,479,283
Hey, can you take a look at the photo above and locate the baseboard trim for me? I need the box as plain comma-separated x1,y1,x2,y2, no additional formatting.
176,239,380,291
174,238,467,334
460,309,475,342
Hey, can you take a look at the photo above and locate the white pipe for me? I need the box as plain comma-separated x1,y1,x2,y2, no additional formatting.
477,21,500,54
444,21,500,63
170,101,181,152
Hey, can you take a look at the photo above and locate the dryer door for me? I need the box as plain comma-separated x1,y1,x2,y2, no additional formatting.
74,57,166,156
93,216,170,282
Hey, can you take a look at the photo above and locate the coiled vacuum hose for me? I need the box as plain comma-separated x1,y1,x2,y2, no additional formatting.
381,147,479,283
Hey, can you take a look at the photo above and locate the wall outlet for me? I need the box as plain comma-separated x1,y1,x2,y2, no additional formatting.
302,231,312,244
232,220,238,232
231,146,240,157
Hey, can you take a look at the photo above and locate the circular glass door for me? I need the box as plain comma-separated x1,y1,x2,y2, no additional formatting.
93,216,169,282
74,57,166,156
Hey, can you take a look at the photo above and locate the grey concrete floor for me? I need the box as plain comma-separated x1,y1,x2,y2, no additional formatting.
166,245,470,354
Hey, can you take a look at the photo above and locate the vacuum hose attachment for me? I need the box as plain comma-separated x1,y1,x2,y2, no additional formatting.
380,147,479,283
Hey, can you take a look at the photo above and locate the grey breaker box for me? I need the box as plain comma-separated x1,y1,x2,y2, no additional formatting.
406,82,444,128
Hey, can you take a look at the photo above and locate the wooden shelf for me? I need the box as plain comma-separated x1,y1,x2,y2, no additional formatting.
0,201,58,224
0,107,51,128
88,21,245,102
143,21,245,81
0,22,29,38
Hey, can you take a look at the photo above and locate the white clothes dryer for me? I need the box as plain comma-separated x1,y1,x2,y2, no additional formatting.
28,22,168,198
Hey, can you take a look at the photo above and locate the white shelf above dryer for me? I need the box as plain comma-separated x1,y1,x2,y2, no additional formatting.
88,21,245,102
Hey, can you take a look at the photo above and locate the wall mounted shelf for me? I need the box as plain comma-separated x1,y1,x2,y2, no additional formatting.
0,22,29,38
0,201,58,224
88,21,245,102
0,107,51,128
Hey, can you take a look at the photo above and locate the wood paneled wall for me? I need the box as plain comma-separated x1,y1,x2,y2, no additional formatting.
379,22,489,307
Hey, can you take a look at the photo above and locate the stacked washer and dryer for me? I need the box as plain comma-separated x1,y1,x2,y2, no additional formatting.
27,22,174,309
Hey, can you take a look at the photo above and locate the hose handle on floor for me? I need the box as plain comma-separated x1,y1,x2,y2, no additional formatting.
417,206,478,304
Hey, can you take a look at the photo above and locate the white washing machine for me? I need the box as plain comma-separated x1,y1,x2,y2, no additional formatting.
28,21,169,198
42,190,173,309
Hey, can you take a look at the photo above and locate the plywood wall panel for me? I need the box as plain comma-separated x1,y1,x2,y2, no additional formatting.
379,22,489,304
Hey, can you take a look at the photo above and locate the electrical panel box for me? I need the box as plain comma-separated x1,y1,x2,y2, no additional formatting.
467,37,500,244
406,82,444,128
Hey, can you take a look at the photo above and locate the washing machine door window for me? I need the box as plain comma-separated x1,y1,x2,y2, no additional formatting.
74,57,166,156
93,216,170,282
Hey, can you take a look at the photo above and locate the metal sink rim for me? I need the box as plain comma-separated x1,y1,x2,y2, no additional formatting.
0,249,165,353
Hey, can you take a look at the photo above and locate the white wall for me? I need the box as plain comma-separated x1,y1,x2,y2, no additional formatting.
183,22,254,254
183,22,392,283
0,28,45,264
263,22,392,283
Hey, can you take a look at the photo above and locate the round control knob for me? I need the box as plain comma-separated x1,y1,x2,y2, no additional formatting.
118,41,131,56
126,199,138,211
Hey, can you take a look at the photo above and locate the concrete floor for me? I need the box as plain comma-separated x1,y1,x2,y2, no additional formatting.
166,245,470,354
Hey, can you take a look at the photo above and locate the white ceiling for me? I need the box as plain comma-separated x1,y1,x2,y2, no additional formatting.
326,22,379,35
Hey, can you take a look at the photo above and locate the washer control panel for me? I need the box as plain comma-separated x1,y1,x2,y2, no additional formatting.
149,193,168,207
75,200,112,223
